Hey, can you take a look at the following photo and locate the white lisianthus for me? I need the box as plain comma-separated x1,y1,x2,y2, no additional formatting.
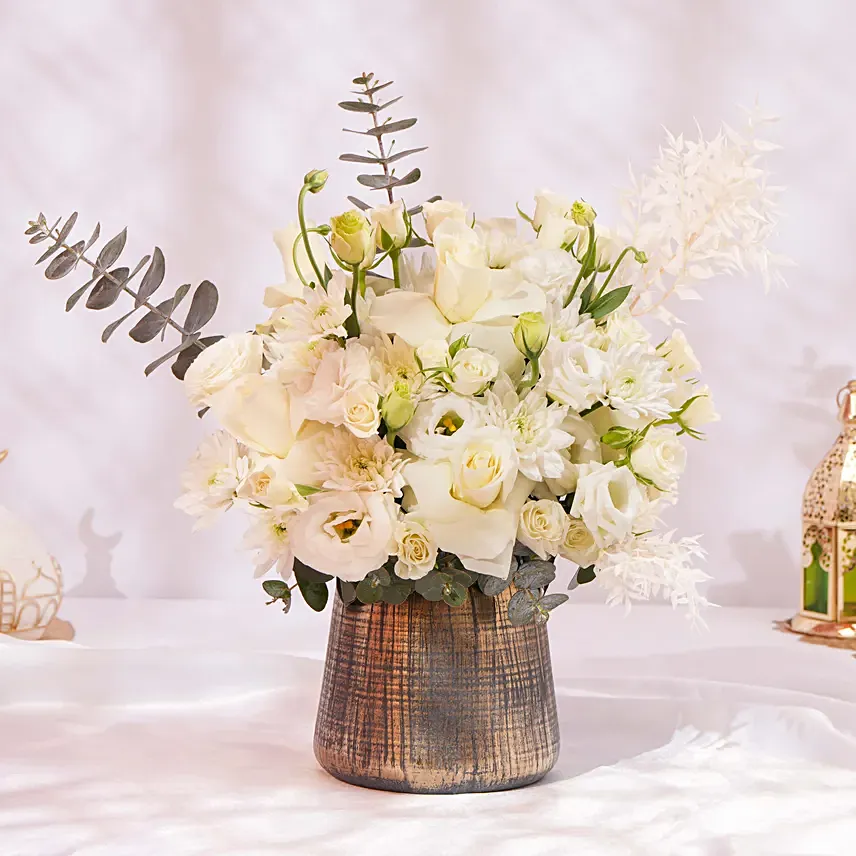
449,347,499,395
273,274,352,343
602,344,675,422
394,515,438,580
517,499,567,560
267,337,341,394
560,516,600,566
513,249,579,298
237,456,309,511
371,200,408,249
315,427,405,494
532,189,572,230
658,329,701,377
184,333,263,407
208,373,301,459
175,430,251,529
290,491,396,581
681,388,720,431
630,427,687,491
330,209,376,267
268,222,332,305
544,412,603,496
399,393,488,460
404,458,533,577
541,340,605,411
422,200,469,241
243,507,297,579
570,461,646,548
449,426,519,509
474,218,525,268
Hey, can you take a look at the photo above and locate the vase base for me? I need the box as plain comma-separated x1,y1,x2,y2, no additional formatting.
776,614,856,648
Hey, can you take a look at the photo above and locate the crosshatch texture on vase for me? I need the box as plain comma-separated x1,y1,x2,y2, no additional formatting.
313,585,560,794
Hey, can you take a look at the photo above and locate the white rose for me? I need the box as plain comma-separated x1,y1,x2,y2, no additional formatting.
416,338,450,370
630,427,687,491
290,491,396,581
330,210,376,267
450,426,518,509
394,515,438,580
541,340,605,411
432,219,487,267
449,347,499,396
399,393,488,460
422,200,469,241
682,387,720,431
559,516,599,566
343,381,381,438
570,462,645,548
207,373,301,459
371,200,408,249
517,499,567,560
532,189,572,230
659,330,701,378
184,333,263,407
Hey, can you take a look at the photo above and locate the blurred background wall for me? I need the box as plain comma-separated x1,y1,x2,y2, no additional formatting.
0,0,851,603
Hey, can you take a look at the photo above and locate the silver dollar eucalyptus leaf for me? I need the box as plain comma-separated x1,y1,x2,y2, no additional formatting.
56,212,78,245
338,100,379,113
144,337,197,377
128,284,190,343
101,308,138,343
44,241,84,279
171,334,223,380
83,222,101,253
363,117,417,137
86,267,129,310
514,560,557,590
183,281,219,333
346,195,371,211
136,247,165,307
36,242,62,265
65,277,96,312
507,590,538,626
477,573,512,597
538,593,569,612
96,228,127,271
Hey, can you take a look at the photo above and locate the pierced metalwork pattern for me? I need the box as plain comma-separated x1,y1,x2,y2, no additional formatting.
0,557,63,637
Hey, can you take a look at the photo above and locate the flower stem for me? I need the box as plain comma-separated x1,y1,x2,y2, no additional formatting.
391,248,401,288
297,183,325,288
519,354,540,392
345,264,361,338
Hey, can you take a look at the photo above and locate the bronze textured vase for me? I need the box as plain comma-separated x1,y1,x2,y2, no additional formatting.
313,584,560,794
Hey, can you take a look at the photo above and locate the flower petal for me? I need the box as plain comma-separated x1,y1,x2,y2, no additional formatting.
369,290,452,346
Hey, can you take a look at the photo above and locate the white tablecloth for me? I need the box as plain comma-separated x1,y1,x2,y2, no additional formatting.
1,600,855,855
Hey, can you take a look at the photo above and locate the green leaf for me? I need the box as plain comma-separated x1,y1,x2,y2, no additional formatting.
508,590,537,626
376,95,403,113
578,277,596,312
588,286,632,320
363,117,417,137
262,579,289,598
576,565,596,585
514,560,556,590
346,195,371,211
136,247,165,306
44,242,84,279
477,573,512,597
338,580,357,606
86,267,129,309
294,484,323,497
601,427,636,449
448,334,470,359
414,570,445,601
65,277,96,312
293,558,333,584
442,581,468,607
171,335,223,380
538,593,569,611
516,203,534,226
95,228,127,270
382,582,413,605
297,578,329,612
339,100,379,113
355,577,383,604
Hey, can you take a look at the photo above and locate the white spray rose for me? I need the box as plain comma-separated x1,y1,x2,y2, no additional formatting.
433,219,487,267
290,491,396,581
541,340,605,411
532,189,572,230
449,347,499,395
450,426,518,509
570,462,645,548
394,515,438,580
207,373,301,459
330,209,376,267
422,200,469,241
342,381,382,438
184,333,263,407
659,330,701,377
371,200,408,249
417,338,450,370
560,517,599,566
681,388,720,431
517,499,568,560
630,427,687,491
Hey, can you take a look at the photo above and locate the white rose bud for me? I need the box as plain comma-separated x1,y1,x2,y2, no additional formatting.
681,388,720,431
184,332,263,407
533,189,572,230
394,515,438,580
629,427,687,491
513,312,550,359
342,381,381,438
417,339,450,369
330,210,376,267
518,499,568,560
422,200,469,241
559,517,599,566
658,330,701,378
371,200,408,249
570,200,597,228
381,381,416,432
449,348,499,396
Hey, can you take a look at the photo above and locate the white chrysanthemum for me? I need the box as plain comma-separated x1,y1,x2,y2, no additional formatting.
274,273,352,343
266,337,341,394
243,507,297,579
365,332,422,396
175,431,251,529
595,532,710,623
605,308,650,349
602,344,675,422
315,428,406,495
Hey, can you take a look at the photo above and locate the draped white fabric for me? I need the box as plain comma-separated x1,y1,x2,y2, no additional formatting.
2,601,855,854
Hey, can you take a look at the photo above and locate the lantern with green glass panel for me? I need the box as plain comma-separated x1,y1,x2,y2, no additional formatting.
788,381,856,640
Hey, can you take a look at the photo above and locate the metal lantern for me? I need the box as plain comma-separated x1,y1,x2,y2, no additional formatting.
786,381,856,641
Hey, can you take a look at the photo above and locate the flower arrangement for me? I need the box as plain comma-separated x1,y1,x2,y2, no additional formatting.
25,75,786,627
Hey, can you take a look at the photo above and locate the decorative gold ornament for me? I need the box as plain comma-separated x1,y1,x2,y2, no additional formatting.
783,381,856,644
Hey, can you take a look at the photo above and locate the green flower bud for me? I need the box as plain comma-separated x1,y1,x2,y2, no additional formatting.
330,209,376,267
570,200,597,228
303,169,329,194
382,381,416,432
513,312,550,359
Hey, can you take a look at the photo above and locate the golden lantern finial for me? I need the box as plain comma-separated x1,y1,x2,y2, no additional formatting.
785,381,856,642
0,450,8,465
